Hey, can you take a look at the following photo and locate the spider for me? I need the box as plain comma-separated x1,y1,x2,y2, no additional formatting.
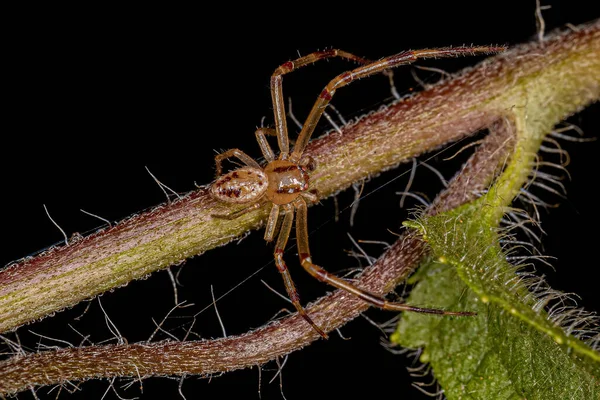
209,46,505,338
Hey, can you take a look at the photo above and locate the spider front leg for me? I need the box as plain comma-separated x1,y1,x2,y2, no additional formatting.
294,197,475,317
255,128,276,162
289,45,506,162
270,49,373,159
214,148,260,177
271,203,328,338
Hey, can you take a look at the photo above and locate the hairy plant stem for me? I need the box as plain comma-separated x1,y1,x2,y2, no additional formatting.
0,22,598,395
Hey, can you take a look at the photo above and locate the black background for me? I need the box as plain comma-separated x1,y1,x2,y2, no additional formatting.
3,1,599,399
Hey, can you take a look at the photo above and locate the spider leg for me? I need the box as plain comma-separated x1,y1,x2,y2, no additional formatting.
255,128,276,162
290,45,506,162
300,190,318,204
273,204,328,338
294,197,475,316
264,203,280,242
211,201,264,220
214,148,260,176
270,50,374,159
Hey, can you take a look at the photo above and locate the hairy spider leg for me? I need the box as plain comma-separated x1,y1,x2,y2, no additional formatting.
294,197,475,317
273,203,328,338
211,201,265,221
254,128,276,162
216,127,280,175
289,45,506,163
214,148,261,177
264,203,281,242
270,49,373,159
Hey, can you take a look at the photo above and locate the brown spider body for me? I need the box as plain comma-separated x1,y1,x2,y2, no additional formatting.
209,46,505,338
210,159,311,206
210,167,268,204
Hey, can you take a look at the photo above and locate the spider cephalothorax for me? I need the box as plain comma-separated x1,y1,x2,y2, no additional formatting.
209,46,504,338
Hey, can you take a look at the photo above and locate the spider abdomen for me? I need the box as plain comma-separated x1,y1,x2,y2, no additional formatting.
210,167,268,204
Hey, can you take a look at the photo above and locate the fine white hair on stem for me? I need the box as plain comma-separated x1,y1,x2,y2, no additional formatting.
347,233,376,266
386,69,401,100
530,170,567,194
400,158,418,208
0,333,26,357
166,268,180,306
420,161,448,187
147,301,190,343
529,181,566,198
145,165,182,202
411,382,444,398
68,323,93,347
100,378,115,400
327,103,347,125
415,64,452,80
413,373,438,388
269,354,289,384
410,65,452,91
410,67,428,90
505,254,556,269
358,239,392,249
323,110,343,134
80,208,112,227
536,161,572,180
120,363,144,392
182,317,197,342
261,279,292,304
150,318,180,342
211,285,227,338
28,330,74,351
407,363,431,378
335,328,351,340
108,376,137,400
442,139,484,161
73,300,94,321
549,130,596,142
287,97,303,131
46,380,80,396
43,204,68,246
275,356,289,400
535,0,551,43
257,366,262,400
29,386,40,400
359,313,389,337
98,297,126,345
178,374,187,400
541,136,570,166
396,191,430,207
349,180,365,227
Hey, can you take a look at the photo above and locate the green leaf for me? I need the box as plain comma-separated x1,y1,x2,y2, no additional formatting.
391,36,600,397
391,203,600,399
